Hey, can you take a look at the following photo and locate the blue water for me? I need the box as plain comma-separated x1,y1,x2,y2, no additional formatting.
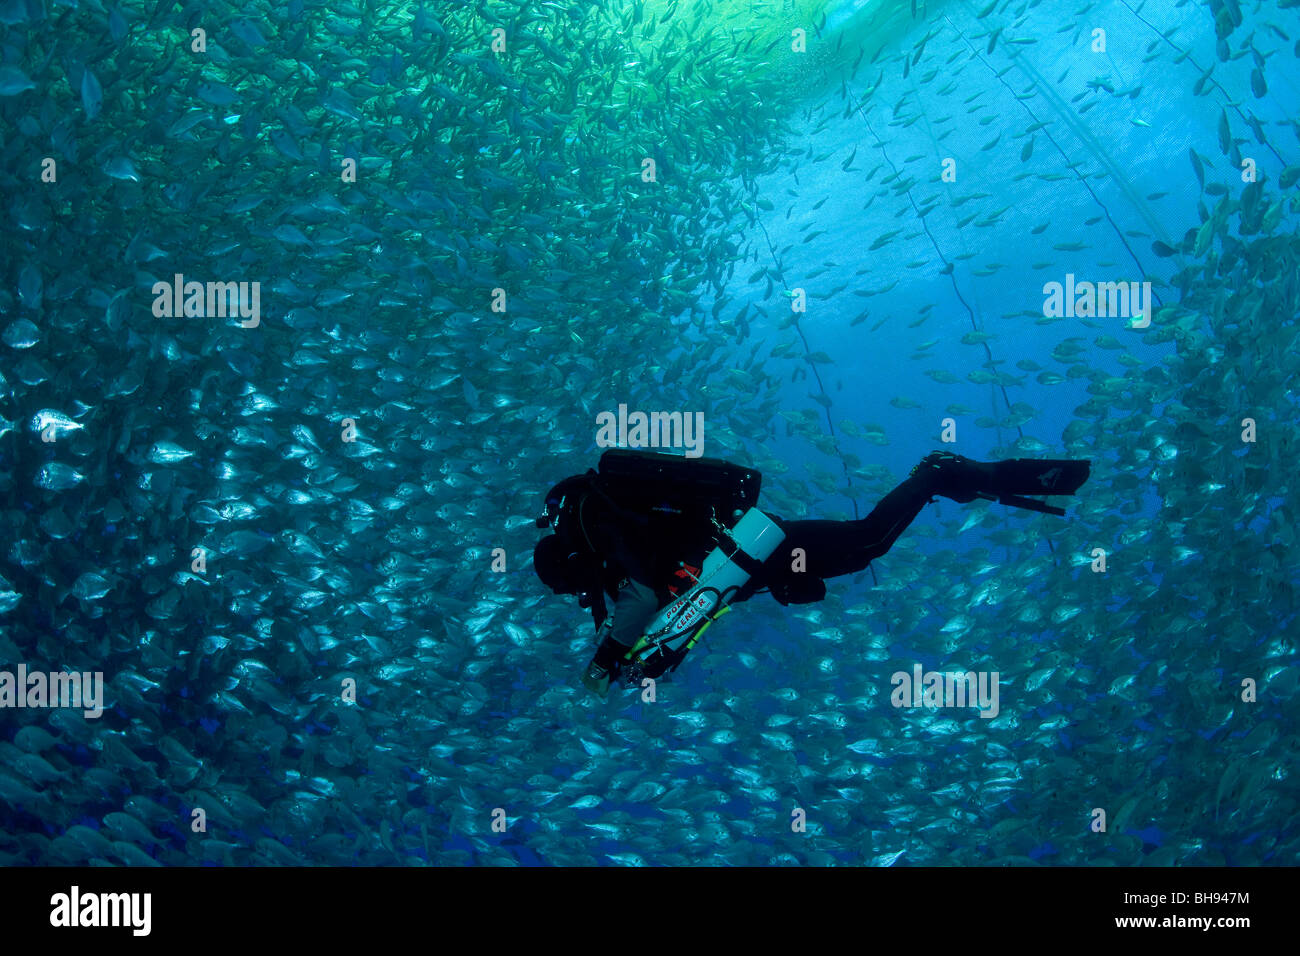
0,0,1296,866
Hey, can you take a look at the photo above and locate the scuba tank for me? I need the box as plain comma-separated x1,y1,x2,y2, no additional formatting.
536,449,762,539
621,508,786,682
534,449,764,617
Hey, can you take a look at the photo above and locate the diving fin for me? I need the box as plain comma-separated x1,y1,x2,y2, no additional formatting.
990,459,1091,497
917,452,1091,515
979,458,1091,517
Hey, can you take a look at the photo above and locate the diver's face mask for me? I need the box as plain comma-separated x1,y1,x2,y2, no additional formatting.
560,551,600,601
535,533,600,598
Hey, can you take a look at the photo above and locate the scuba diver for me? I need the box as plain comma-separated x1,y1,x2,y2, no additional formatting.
533,449,1090,698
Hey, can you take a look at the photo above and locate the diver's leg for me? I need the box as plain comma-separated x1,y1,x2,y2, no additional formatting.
770,469,938,580
756,452,1090,595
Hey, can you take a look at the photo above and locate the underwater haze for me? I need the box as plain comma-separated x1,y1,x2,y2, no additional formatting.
1,0,1297,866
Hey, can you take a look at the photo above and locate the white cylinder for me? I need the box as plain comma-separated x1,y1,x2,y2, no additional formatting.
638,509,785,652
731,508,785,561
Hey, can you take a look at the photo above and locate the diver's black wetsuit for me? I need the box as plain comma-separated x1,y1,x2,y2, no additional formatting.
537,450,1089,695
754,470,939,603
577,466,938,651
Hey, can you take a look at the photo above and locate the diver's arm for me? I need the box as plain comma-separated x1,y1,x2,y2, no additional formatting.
605,577,659,647
580,577,660,698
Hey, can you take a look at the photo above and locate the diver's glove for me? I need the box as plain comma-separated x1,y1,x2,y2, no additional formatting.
579,634,630,699
581,659,614,698
913,451,996,503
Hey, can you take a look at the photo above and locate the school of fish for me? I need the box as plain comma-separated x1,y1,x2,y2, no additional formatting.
0,0,1296,866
